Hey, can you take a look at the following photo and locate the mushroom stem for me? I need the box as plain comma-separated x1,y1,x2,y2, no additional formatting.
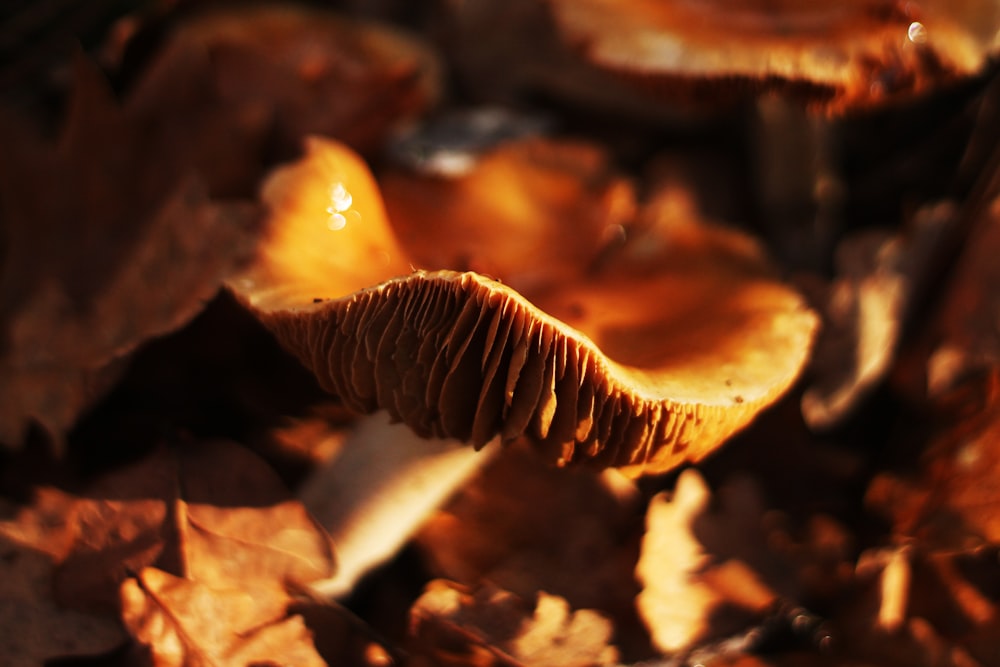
300,411,499,599
752,95,843,272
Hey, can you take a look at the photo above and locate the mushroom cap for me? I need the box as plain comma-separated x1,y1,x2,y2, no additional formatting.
230,137,818,476
380,136,637,295
546,0,1000,111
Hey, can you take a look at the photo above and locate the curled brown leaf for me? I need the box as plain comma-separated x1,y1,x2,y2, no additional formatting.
409,579,619,667
51,440,334,612
0,57,260,450
120,566,325,667
0,532,125,666
636,469,798,654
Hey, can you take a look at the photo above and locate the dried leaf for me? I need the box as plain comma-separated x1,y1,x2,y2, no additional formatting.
867,375,1000,547
927,198,1000,395
0,56,260,449
636,469,793,654
262,400,354,466
0,486,80,559
802,204,952,428
414,443,641,616
0,532,125,666
842,546,1000,666
546,0,1000,111
289,598,399,667
51,440,334,611
127,3,440,193
120,566,325,667
229,136,818,476
409,579,619,667
0,5,441,450
692,658,797,667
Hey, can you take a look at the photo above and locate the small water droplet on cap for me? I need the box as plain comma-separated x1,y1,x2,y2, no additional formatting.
907,21,927,44
328,182,353,213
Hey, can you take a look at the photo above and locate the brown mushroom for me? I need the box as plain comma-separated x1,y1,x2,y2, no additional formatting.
380,135,637,294
545,0,1000,111
230,136,818,476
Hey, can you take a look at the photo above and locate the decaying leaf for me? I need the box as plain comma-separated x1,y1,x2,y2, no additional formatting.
120,566,325,667
0,486,79,560
409,579,619,667
802,203,952,428
261,400,354,466
48,439,334,611
546,0,1000,111
0,3,441,452
867,372,1000,547
414,442,641,617
0,442,338,665
229,136,818,476
125,3,441,195
0,532,125,666
926,198,1000,395
8,3,1000,667
0,56,260,450
636,469,792,654
684,657,812,667
839,545,1000,666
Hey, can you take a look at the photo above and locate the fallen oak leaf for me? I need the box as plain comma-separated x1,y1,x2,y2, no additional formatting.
689,658,809,667
0,8,437,452
409,579,619,667
120,566,325,667
176,444,335,590
229,136,818,476
124,3,441,196
413,442,642,617
0,55,260,450
0,486,81,560
801,204,952,429
866,372,1000,548
52,439,334,612
837,545,1000,667
288,596,400,667
925,198,1000,396
0,531,126,666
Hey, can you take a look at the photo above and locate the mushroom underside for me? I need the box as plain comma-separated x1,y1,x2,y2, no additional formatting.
255,269,816,476
230,136,818,476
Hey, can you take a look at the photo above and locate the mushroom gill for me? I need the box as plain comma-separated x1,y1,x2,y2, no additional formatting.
229,137,818,476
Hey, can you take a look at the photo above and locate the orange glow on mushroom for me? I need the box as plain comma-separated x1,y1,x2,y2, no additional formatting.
234,138,411,311
546,0,1000,110
230,137,818,476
